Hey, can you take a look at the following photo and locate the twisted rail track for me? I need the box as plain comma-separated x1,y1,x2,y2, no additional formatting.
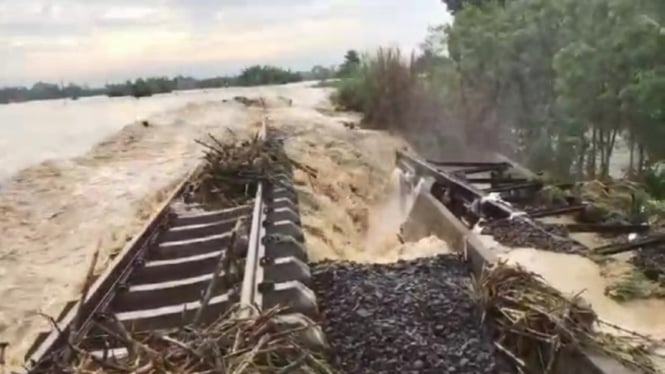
24,123,321,372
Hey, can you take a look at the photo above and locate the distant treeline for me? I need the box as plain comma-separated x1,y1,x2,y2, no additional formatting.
0,65,336,104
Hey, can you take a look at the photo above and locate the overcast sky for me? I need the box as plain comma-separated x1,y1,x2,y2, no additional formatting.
0,0,452,86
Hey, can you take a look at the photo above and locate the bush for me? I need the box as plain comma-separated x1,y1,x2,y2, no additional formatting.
332,48,420,130
236,65,302,86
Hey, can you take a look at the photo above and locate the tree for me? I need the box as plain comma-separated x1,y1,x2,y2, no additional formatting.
310,65,336,81
429,0,664,180
441,0,505,14
236,65,302,86
337,50,361,78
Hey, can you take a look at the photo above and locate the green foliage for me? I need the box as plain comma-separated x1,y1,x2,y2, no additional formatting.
337,50,361,78
441,0,503,14
308,65,337,81
1,64,305,103
0,82,105,103
105,77,176,98
236,65,302,86
430,0,665,181
605,269,665,302
333,48,421,130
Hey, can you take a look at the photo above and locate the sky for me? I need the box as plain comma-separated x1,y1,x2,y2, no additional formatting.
0,0,452,87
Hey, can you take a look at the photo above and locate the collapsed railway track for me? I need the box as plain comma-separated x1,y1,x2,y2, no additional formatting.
396,151,662,374
397,150,664,255
24,123,322,372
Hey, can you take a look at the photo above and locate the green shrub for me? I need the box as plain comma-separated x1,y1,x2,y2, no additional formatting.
332,47,421,130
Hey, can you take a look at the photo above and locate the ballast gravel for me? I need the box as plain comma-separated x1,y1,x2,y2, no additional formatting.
312,255,515,374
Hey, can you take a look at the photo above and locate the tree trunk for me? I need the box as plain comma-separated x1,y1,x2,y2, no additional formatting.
588,126,597,178
577,135,587,179
598,128,607,178
602,128,618,178
628,130,635,178
638,143,646,177
456,64,472,149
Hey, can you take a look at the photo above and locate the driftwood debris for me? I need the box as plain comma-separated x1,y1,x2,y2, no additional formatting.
188,130,317,208
474,263,660,373
50,304,334,374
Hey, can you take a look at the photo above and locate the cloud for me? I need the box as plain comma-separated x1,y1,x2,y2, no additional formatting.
0,0,451,86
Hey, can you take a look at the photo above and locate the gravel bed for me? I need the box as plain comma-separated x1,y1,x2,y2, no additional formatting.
480,218,585,254
312,255,515,374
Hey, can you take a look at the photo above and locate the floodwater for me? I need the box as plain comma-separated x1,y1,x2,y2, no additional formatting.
0,83,331,368
0,82,444,369
0,82,641,370
500,248,665,340
473,215,665,335
0,84,323,182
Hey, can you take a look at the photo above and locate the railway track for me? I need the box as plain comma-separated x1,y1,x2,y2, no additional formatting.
397,150,663,254
396,152,659,374
21,136,655,373
24,123,322,372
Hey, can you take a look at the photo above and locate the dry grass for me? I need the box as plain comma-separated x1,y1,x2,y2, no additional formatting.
51,305,334,374
188,129,317,209
474,262,661,373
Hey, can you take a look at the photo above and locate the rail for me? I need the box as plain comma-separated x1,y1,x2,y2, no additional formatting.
23,120,321,372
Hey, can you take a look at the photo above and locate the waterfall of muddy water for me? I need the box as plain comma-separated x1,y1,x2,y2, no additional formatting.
273,106,451,264
360,169,451,263
363,169,412,256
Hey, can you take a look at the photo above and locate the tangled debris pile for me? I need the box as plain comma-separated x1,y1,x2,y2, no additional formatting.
475,263,660,373
186,130,316,208
480,218,585,254
312,255,515,373
55,305,333,374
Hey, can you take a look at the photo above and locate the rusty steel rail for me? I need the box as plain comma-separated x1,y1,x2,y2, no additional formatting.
396,151,516,221
396,151,654,250
24,123,320,372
